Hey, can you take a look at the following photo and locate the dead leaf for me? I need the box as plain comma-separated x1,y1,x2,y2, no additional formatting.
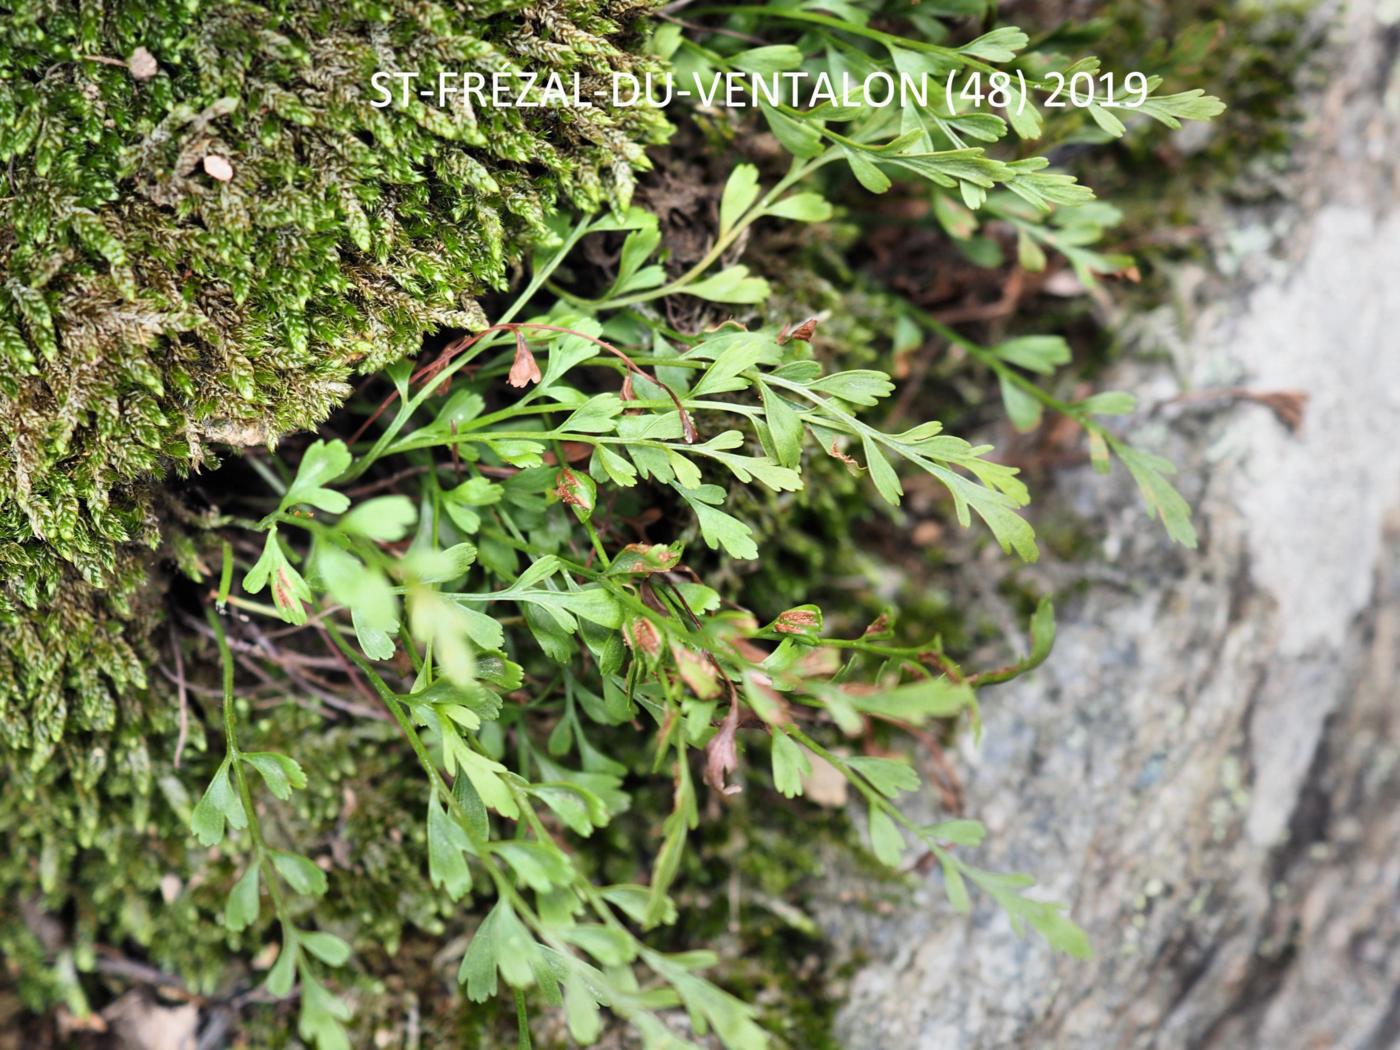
672,643,720,699
127,47,158,81
777,316,822,345
251,940,280,971
1041,270,1086,297
1242,389,1308,432
104,991,196,1050
202,154,233,182
703,699,742,795
540,441,592,466
795,647,841,677
741,668,792,724
158,874,182,904
508,331,542,387
56,1007,108,1035
911,520,943,545
725,635,771,665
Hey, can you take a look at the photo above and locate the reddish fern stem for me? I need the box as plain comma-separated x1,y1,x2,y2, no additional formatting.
348,322,696,446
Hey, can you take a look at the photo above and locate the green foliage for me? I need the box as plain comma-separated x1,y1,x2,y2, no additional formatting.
0,2,667,995
197,609,355,1046
0,0,664,1031
200,93,1210,1031
0,0,1241,1042
0,0,666,753
219,336,1079,1043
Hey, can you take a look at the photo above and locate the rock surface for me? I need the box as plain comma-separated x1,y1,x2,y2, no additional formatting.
823,2,1400,1046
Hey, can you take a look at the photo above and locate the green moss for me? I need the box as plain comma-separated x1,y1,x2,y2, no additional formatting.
606,775,853,1048
0,0,665,1021
0,0,666,736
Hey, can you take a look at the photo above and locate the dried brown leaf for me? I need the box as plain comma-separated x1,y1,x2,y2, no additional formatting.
1243,389,1308,432
777,316,822,345
802,751,849,808
672,643,721,699
202,154,233,182
508,331,542,388
127,47,158,81
703,699,742,795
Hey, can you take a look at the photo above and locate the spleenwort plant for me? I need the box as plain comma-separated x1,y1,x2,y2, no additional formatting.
190,4,1222,1045
209,310,1084,1047
195,607,355,1047
916,311,1198,547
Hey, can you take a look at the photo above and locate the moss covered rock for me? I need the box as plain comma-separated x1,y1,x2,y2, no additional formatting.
0,0,664,749
0,0,664,1015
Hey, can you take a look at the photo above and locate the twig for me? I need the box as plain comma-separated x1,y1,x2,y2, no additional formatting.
236,619,389,721
94,948,193,1000
342,464,434,498
660,11,765,44
885,334,942,427
1162,385,1308,432
314,622,384,710
155,662,225,699
870,716,964,813
931,266,1026,325
169,622,190,770
257,603,348,639
351,321,698,446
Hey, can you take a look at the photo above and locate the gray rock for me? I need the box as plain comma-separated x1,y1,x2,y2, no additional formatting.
823,2,1400,1046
